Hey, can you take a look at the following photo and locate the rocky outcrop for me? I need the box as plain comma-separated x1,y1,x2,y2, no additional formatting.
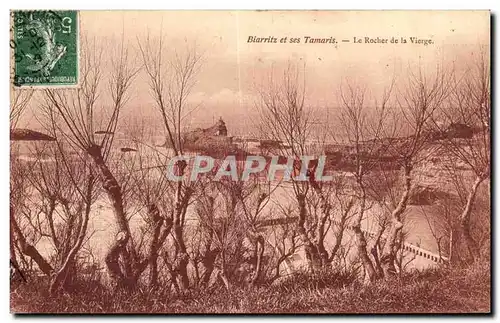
408,185,453,206
258,140,289,151
10,128,56,141
324,122,481,172
206,117,228,136
163,117,249,159
163,118,230,148
446,123,474,139
430,123,475,140
324,139,405,172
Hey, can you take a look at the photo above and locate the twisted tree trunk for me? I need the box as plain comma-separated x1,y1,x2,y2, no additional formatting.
49,172,94,295
353,188,376,284
200,248,218,287
172,161,191,290
296,193,321,271
87,144,132,289
250,235,265,286
10,217,21,279
369,224,386,277
380,163,412,278
330,197,354,262
459,175,485,263
147,203,173,288
310,174,333,268
11,207,53,276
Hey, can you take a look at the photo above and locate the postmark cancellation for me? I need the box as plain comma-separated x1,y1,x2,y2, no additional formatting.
11,10,79,87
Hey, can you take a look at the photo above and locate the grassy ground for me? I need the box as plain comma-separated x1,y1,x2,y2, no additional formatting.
11,263,490,314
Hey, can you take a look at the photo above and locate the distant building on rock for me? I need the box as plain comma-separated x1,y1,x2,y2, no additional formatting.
216,117,227,136
202,117,228,137
161,117,249,159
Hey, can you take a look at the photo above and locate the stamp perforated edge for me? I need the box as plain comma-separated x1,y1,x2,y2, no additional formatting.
10,10,81,90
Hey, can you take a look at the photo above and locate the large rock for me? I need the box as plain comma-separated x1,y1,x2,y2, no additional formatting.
428,123,475,141
10,128,56,141
408,185,452,205
163,117,248,159
446,123,474,139
324,139,404,172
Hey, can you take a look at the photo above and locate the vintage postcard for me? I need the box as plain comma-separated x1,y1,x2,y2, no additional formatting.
10,10,491,314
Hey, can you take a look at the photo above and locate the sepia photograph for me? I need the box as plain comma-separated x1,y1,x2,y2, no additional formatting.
9,9,491,314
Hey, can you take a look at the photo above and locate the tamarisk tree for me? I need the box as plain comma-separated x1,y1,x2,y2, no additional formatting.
436,48,490,264
139,33,203,291
43,36,140,290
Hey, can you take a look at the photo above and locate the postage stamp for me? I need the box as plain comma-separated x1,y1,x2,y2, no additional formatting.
11,10,79,87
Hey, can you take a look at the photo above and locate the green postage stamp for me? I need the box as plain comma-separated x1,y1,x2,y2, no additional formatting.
11,10,79,87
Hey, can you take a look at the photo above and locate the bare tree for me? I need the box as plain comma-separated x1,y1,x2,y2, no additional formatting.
434,48,490,263
10,155,54,278
257,63,330,271
421,196,458,262
378,62,452,277
139,32,203,291
9,86,54,282
336,78,395,282
364,164,399,275
121,130,176,289
10,88,33,130
243,186,270,286
191,158,273,288
194,178,246,289
191,189,221,288
43,35,140,290
25,139,99,294
10,87,33,277
265,204,301,283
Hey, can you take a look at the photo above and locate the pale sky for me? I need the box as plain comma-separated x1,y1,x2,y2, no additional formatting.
22,10,490,136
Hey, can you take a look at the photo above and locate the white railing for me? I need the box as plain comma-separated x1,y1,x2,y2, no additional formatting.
332,219,449,264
